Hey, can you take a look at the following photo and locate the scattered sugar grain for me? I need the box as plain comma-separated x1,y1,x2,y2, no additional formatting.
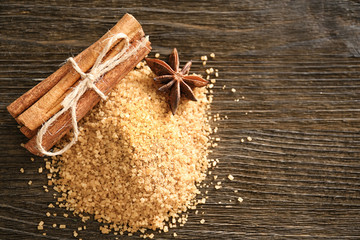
20,168,24,173
59,225,66,229
46,212,51,217
210,53,215,59
52,224,57,228
155,53,160,58
100,226,111,234
38,167,43,173
200,219,205,224
228,175,234,181
173,232,178,237
231,88,236,93
28,180,32,185
37,222,44,230
201,55,208,61
238,197,244,203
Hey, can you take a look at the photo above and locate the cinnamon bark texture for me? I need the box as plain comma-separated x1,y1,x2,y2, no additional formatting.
20,126,37,139
7,14,151,156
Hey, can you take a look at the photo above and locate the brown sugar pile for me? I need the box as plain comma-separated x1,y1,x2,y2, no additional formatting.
51,62,212,234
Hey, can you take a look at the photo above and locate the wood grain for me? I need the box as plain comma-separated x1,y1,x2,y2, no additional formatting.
1,0,360,239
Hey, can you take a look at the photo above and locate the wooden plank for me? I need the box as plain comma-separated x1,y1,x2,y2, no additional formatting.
1,0,360,239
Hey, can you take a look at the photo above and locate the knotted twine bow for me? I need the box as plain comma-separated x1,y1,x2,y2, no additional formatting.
36,33,149,156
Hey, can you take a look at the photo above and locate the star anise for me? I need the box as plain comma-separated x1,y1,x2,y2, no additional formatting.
145,48,208,115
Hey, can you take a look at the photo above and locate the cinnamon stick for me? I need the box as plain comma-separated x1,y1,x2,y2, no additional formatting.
12,13,143,131
20,126,37,139
25,40,151,156
8,13,138,119
19,30,144,134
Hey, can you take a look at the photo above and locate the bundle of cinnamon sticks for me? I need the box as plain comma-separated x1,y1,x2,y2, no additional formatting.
7,13,151,156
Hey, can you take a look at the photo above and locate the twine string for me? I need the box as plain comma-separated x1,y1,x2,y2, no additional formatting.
36,33,148,156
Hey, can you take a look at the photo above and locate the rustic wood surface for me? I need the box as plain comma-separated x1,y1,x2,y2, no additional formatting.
1,0,360,239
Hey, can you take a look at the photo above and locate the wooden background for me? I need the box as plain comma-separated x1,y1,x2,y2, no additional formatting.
1,0,360,239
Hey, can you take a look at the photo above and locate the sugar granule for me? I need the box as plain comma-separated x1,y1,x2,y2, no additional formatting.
53,63,212,233
37,221,44,230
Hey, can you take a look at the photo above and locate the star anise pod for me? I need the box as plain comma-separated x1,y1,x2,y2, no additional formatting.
145,48,208,115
